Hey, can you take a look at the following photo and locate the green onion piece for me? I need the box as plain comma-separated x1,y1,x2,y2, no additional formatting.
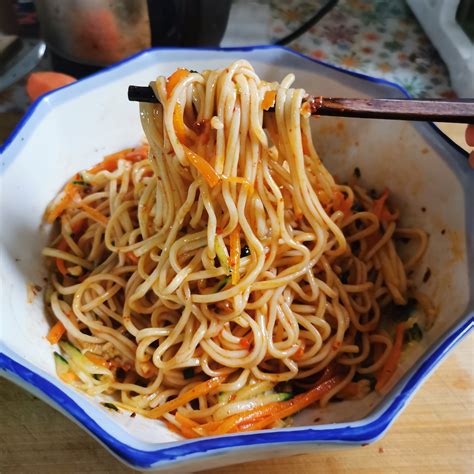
405,323,423,343
183,367,195,379
351,202,364,213
387,298,417,322
102,402,119,412
214,236,230,273
215,275,230,292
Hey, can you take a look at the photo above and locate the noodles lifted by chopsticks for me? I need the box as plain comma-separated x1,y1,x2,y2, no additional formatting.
43,61,435,437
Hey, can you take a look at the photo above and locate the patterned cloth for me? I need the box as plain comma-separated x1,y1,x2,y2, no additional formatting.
226,0,455,98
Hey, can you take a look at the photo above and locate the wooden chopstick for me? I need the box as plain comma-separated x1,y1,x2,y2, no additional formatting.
128,85,474,123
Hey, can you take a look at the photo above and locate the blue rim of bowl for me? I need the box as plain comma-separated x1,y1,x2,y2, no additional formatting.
0,45,472,469
2,316,472,469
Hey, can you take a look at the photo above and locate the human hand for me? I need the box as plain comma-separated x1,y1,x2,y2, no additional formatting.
467,124,474,168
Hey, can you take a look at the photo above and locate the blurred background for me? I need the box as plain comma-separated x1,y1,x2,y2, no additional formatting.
0,0,472,144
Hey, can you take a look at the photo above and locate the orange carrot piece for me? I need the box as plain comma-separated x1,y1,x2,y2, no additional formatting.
55,238,69,276
182,145,220,187
175,412,200,428
292,340,306,360
173,413,201,438
211,403,282,435
59,370,79,383
173,103,193,146
229,225,241,285
47,182,79,223
239,335,252,349
333,191,353,217
262,90,276,110
165,421,186,437
78,202,108,225
47,321,66,345
87,148,133,174
316,361,340,384
146,376,225,419
166,69,190,98
65,310,80,329
196,420,222,432
124,144,149,162
126,252,139,264
376,323,405,392
26,71,76,102
71,219,87,235
85,353,111,369
238,375,344,432
372,189,397,222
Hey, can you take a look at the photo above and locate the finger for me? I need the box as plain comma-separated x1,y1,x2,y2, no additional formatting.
466,125,474,147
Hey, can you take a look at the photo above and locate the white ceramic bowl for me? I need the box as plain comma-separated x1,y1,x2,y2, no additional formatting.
0,46,473,472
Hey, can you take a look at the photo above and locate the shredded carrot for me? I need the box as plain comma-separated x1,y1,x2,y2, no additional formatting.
372,189,397,222
211,402,282,435
211,375,343,435
124,145,149,162
238,375,344,432
316,361,340,384
47,321,66,344
59,370,79,383
222,176,254,193
229,225,241,285
166,68,190,98
55,238,68,276
85,353,111,369
173,103,193,146
77,202,108,225
65,310,80,329
182,145,220,187
376,323,405,392
175,412,200,428
47,182,79,223
126,252,139,264
165,421,187,437
87,147,147,174
174,413,201,438
146,376,225,419
239,335,252,349
333,191,353,217
196,420,222,433
71,219,87,235
262,90,276,110
292,340,306,360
